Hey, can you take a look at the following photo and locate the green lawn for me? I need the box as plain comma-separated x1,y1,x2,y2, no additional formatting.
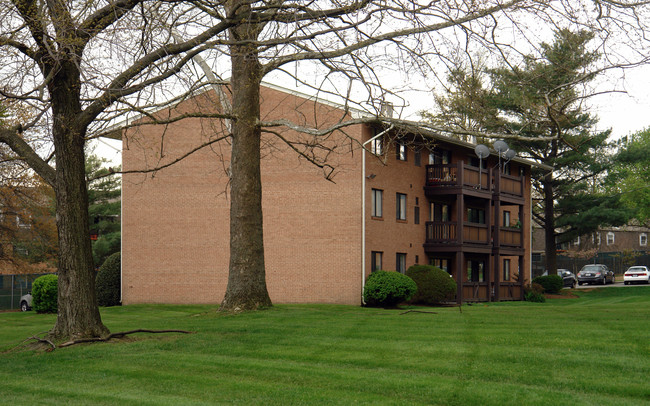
1,287,649,405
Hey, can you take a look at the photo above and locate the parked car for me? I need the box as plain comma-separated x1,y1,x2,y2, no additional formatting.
542,269,577,288
20,293,32,312
624,266,650,285
577,264,615,285
557,269,577,288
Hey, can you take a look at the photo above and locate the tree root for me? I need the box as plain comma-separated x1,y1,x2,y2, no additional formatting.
21,329,194,352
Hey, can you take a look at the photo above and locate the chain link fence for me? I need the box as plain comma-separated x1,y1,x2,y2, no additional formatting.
0,274,48,310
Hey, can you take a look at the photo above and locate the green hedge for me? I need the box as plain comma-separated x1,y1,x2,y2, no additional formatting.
406,265,456,305
32,274,58,313
532,274,563,294
363,270,417,308
96,252,121,307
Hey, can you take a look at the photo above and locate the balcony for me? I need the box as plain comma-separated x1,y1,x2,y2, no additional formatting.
425,221,523,252
425,162,523,199
425,221,489,245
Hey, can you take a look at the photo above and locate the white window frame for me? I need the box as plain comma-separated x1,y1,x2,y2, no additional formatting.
640,233,648,247
607,232,615,245
573,236,580,247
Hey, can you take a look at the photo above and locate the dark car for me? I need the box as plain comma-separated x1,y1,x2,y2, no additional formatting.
543,269,577,288
557,269,577,288
577,264,615,285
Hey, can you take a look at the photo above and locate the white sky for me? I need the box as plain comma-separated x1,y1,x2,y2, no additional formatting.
90,58,650,168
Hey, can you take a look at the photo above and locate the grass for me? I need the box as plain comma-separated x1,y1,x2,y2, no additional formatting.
1,287,649,405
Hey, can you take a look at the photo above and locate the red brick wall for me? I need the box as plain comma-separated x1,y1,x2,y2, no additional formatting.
122,86,364,305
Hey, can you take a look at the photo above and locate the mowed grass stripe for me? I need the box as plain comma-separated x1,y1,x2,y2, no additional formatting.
1,287,648,405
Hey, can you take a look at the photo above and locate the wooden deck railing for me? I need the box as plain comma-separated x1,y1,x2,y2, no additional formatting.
425,162,523,197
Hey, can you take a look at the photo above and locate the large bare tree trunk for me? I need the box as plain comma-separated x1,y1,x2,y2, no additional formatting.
49,61,109,340
219,2,272,311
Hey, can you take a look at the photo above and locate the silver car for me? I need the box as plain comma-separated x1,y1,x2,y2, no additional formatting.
577,264,614,285
20,293,33,311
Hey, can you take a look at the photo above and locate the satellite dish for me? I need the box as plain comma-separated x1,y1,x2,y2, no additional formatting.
505,149,517,160
474,144,489,159
494,140,509,153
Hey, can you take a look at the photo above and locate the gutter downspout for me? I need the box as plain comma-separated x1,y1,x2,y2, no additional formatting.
361,125,393,304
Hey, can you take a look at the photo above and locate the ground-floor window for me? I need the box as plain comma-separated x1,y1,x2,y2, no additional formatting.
396,253,407,273
371,251,383,272
430,258,450,274
503,259,511,281
467,260,485,282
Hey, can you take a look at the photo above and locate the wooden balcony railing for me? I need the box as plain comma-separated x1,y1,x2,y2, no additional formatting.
425,162,523,197
499,227,522,247
425,221,490,245
425,222,523,248
425,221,457,242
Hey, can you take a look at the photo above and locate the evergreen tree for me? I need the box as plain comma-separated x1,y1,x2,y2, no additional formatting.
608,129,650,225
431,29,630,272
86,155,121,268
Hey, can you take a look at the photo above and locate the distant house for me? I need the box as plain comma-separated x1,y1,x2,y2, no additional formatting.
532,224,650,276
119,84,547,305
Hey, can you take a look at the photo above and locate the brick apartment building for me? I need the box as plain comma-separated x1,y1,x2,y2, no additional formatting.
119,84,545,305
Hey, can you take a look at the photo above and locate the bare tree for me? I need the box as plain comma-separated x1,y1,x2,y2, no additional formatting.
0,1,238,340
1,0,649,338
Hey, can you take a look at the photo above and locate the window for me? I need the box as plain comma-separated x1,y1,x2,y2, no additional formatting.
431,203,450,222
414,150,421,167
371,251,383,272
16,215,31,229
503,259,511,281
370,138,383,155
503,211,511,227
371,189,383,218
396,141,407,161
396,253,407,273
469,156,487,169
396,193,407,221
431,258,450,274
641,233,647,247
592,233,601,245
430,150,451,165
467,260,485,282
414,206,420,225
573,236,580,247
467,207,486,224
607,232,615,245
415,255,419,264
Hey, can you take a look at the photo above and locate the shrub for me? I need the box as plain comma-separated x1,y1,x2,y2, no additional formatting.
32,274,58,313
406,265,456,305
524,282,546,303
532,274,563,294
96,252,121,307
363,270,417,308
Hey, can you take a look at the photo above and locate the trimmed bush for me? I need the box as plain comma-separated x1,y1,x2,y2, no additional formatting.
406,265,456,305
532,274,564,294
363,270,417,308
96,252,121,307
32,274,58,313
